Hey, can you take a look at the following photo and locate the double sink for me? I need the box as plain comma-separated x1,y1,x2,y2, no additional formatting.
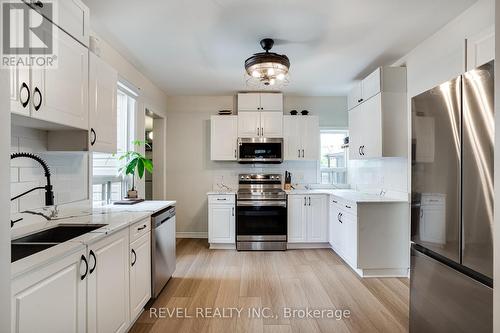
11,224,107,263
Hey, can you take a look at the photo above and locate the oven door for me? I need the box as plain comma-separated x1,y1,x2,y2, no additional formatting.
237,138,283,163
236,201,287,241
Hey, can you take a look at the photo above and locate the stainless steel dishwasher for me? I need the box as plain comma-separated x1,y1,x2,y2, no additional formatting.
151,206,176,299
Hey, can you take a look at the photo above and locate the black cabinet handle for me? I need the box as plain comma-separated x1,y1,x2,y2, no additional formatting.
301,149,305,158
131,249,137,267
89,250,96,274
361,145,365,156
304,197,307,206
33,87,42,111
261,127,264,136
308,196,311,206
137,224,147,231
298,149,301,158
90,128,96,146
345,205,351,209
332,200,338,203
358,98,363,103
359,146,362,155
234,149,237,158
34,1,43,8
20,82,30,108
232,207,235,216
80,255,88,280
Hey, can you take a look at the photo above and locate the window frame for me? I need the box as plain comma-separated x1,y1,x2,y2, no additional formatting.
317,127,349,186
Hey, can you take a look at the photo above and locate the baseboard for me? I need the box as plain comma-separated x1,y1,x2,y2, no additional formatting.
209,243,236,250
287,242,331,249
176,231,208,239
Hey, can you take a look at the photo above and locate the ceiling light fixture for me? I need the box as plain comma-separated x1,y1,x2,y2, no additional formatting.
245,38,290,87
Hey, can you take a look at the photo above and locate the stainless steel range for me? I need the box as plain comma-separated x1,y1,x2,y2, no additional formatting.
236,174,287,251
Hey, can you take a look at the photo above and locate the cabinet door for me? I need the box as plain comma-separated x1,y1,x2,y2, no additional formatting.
31,27,89,130
89,53,117,153
307,195,328,242
87,229,130,333
348,104,364,160
361,68,381,101
260,111,283,137
8,3,30,116
466,26,494,71
238,111,260,137
130,233,152,320
211,116,238,160
342,212,358,268
238,93,260,111
209,204,235,243
301,116,320,160
11,248,87,333
360,94,382,159
283,116,301,160
287,195,307,243
260,93,283,111
329,202,342,250
347,82,362,110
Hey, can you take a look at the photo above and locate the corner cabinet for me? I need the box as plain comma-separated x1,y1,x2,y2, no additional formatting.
288,194,328,243
211,116,238,160
348,67,407,160
89,53,118,153
283,116,320,161
208,194,236,248
11,248,87,333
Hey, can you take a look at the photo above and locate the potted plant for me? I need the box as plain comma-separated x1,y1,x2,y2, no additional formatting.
117,140,153,199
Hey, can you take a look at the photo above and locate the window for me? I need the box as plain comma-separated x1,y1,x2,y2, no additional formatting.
319,129,348,185
92,84,136,205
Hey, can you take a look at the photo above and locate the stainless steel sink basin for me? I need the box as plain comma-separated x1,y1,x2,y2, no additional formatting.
11,224,107,262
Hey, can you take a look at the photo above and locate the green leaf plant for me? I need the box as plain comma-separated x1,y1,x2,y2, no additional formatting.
115,140,153,192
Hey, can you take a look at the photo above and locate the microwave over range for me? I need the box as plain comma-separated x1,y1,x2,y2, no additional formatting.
237,137,283,164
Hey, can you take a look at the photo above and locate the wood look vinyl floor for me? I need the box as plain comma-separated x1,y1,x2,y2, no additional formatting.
131,239,409,333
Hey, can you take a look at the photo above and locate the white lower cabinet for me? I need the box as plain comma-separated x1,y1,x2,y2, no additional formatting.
87,229,130,333
287,194,328,243
11,248,87,333
208,194,236,246
129,232,152,321
328,195,409,277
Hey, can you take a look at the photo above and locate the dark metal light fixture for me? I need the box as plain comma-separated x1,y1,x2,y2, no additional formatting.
245,38,290,87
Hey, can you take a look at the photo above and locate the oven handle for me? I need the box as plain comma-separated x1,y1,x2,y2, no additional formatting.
237,201,287,207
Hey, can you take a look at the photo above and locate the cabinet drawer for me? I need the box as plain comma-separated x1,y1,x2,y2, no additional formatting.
330,196,357,215
130,218,151,243
208,195,235,204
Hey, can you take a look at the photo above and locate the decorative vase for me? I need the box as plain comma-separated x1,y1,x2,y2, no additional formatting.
127,189,138,199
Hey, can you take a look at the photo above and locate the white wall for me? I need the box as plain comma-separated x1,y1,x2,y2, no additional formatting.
0,63,11,333
165,95,346,235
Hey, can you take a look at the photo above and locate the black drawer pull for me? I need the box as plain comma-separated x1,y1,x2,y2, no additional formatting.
89,250,96,274
131,249,137,266
137,224,147,231
80,255,88,280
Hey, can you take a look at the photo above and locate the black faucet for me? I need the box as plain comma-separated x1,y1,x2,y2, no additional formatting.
11,152,55,227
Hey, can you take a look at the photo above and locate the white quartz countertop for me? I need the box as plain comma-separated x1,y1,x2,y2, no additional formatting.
11,200,175,278
207,192,237,195
286,189,408,203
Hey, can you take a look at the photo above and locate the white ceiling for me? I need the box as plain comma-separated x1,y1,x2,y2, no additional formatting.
83,0,476,96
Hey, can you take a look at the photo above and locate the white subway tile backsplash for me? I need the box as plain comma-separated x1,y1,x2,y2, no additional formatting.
11,126,89,216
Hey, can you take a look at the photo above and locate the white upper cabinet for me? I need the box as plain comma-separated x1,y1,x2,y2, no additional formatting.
211,115,238,160
31,27,89,130
283,116,319,161
237,111,261,138
28,0,90,46
237,93,261,111
260,111,283,137
260,93,283,111
347,67,406,110
11,248,87,333
238,93,283,111
347,82,362,111
466,26,494,71
89,53,117,153
348,67,407,160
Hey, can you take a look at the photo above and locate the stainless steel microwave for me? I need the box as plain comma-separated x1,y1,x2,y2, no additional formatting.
237,138,283,164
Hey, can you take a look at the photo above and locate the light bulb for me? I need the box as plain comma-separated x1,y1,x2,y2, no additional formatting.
267,68,275,76
277,73,285,80
252,70,260,78
148,131,153,140
269,78,276,85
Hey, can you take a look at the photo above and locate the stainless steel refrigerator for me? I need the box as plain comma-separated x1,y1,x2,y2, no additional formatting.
411,60,494,333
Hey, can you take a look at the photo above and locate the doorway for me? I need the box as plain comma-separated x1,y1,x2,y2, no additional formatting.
144,108,165,200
